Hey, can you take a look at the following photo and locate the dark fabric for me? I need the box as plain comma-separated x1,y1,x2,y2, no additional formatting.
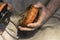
0,0,3,2
3,0,49,14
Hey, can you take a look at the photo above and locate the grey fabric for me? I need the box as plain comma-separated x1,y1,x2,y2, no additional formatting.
4,0,41,14
3,0,49,14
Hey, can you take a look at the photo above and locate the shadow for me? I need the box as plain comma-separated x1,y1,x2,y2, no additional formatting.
17,27,41,39
17,25,54,39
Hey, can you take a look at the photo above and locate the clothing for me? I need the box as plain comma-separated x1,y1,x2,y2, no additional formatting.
0,9,60,40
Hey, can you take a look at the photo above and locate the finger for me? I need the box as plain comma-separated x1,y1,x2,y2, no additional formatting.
27,23,39,28
18,26,35,31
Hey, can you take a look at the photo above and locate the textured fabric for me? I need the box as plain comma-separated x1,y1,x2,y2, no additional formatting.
0,35,3,40
2,15,21,40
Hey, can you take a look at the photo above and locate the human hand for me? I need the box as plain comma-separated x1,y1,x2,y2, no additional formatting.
18,2,47,31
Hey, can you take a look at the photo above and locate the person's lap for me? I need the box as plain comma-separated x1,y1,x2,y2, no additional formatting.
30,17,60,40
18,16,60,40
0,11,60,40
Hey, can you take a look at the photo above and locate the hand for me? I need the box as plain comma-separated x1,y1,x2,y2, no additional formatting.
18,2,47,31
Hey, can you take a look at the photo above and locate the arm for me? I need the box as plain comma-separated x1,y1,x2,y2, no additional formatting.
27,0,60,28
37,0,60,26
18,0,60,31
34,0,60,24
47,0,60,13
